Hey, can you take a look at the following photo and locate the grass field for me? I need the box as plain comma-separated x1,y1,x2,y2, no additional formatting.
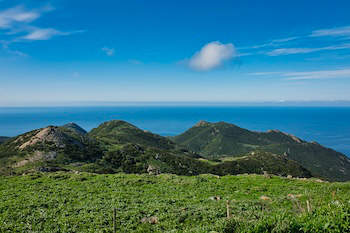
0,173,349,232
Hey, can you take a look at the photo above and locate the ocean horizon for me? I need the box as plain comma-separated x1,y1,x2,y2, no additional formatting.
0,106,349,157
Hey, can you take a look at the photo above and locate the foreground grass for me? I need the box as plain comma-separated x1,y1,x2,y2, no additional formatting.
0,173,349,232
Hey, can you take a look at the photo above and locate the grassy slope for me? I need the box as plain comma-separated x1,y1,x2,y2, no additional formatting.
0,173,349,233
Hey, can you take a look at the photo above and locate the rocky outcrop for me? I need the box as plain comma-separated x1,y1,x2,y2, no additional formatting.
147,165,160,175
17,126,69,150
13,151,57,168
195,120,210,127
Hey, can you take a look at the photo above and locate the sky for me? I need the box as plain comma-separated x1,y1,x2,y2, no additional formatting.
1,0,350,106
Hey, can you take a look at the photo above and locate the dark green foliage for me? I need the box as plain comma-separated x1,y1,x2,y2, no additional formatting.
261,143,350,182
61,122,87,135
97,144,149,173
86,143,210,175
211,151,312,178
81,143,310,178
173,121,350,181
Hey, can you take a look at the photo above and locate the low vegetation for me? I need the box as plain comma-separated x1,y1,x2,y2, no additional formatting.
0,172,349,232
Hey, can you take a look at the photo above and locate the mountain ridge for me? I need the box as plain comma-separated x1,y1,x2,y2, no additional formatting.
173,120,350,181
0,119,347,181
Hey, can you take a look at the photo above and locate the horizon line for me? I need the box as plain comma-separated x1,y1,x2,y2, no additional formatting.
1,100,350,107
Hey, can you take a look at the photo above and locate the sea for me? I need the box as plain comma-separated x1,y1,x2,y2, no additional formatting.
0,106,349,157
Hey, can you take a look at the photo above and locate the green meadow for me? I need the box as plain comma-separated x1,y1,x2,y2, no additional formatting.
0,173,349,233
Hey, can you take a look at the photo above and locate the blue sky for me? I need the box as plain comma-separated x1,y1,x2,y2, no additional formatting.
1,0,350,106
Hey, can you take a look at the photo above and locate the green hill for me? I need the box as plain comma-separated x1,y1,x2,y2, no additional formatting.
0,121,311,178
89,120,177,151
173,120,350,181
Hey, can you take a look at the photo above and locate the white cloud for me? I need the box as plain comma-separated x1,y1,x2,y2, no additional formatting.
267,48,318,56
102,47,115,56
22,28,60,40
189,41,236,71
266,44,350,56
19,28,84,41
310,26,350,37
0,6,40,29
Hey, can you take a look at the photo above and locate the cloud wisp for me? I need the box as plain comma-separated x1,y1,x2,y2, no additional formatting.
250,68,350,80
20,28,85,41
0,5,41,29
284,69,350,80
0,4,83,55
239,25,350,57
239,36,299,50
266,43,350,56
188,41,236,71
310,26,350,38
0,5,84,57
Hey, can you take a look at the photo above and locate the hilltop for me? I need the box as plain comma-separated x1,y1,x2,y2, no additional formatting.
62,122,87,135
173,120,350,181
89,120,177,151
